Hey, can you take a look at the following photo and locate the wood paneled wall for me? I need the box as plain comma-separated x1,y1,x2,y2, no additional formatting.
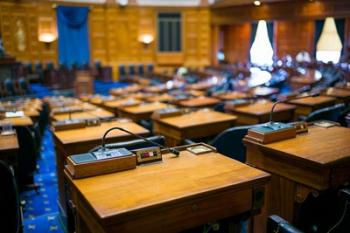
0,2,57,64
0,2,211,80
211,0,350,64
211,0,350,25
222,23,250,63
275,20,315,58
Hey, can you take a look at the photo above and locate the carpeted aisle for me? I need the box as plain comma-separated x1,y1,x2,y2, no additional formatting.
20,128,66,233
19,81,129,233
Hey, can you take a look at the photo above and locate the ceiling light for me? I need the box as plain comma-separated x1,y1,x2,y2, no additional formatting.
254,1,261,6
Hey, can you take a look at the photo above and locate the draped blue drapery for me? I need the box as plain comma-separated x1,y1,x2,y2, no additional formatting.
313,19,325,57
56,6,90,67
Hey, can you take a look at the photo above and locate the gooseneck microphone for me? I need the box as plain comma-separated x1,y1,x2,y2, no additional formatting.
101,126,180,157
269,92,320,123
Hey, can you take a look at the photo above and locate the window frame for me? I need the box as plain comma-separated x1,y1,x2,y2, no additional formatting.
157,12,183,53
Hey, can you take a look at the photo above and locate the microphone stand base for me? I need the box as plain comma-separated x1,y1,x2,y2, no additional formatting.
245,122,296,144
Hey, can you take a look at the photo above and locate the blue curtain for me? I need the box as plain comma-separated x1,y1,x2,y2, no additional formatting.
267,21,274,49
335,18,345,55
56,6,90,67
313,19,325,57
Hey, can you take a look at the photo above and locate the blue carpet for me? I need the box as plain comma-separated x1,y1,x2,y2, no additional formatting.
20,129,66,233
94,80,129,95
31,81,129,97
30,84,54,98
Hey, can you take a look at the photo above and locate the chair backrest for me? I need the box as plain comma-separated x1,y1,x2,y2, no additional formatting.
306,104,346,123
210,124,263,163
103,135,165,151
15,126,38,184
119,65,126,76
39,102,49,135
129,65,136,75
146,64,154,74
213,102,226,113
267,215,303,233
4,79,14,96
18,78,29,94
137,64,144,76
0,161,21,233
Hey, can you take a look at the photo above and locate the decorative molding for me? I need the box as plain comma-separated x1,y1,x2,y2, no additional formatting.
52,0,106,3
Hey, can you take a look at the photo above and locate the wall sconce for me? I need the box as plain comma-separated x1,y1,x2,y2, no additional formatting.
139,34,154,48
38,17,57,49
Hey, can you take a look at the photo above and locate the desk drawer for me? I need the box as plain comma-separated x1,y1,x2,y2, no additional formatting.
106,188,253,233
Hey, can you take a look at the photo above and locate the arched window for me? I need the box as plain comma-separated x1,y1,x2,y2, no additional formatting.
316,17,342,63
250,20,274,66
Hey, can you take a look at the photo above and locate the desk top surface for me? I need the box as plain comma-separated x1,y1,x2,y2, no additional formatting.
231,101,295,116
52,108,114,121
1,116,33,126
246,126,350,167
0,134,19,152
324,88,350,98
67,151,269,223
178,97,220,108
288,96,336,106
53,120,149,145
250,87,279,97
156,109,237,128
103,98,141,109
120,102,170,114
145,94,175,103
213,91,250,100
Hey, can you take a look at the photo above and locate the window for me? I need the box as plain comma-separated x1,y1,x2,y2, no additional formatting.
316,17,342,63
158,13,181,52
250,20,274,66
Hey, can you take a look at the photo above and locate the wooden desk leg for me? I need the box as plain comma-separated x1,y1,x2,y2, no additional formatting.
269,175,296,222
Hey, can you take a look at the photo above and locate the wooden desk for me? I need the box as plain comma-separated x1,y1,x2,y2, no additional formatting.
289,69,322,90
66,150,270,233
288,96,336,118
153,110,237,146
53,120,149,217
213,91,251,101
177,96,220,108
226,101,295,125
322,88,350,103
109,85,143,97
145,94,175,103
0,116,33,127
186,81,213,91
0,133,19,167
244,125,350,224
118,102,170,122
102,99,141,115
52,108,114,121
250,87,279,98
